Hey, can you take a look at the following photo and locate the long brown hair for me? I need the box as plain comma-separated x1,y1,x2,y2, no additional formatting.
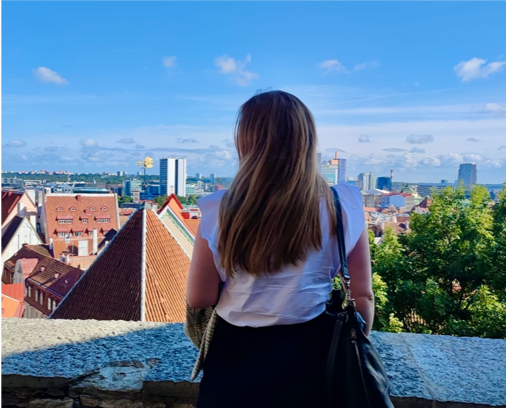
218,90,336,277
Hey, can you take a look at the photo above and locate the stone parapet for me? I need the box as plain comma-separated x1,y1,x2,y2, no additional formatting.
2,318,505,407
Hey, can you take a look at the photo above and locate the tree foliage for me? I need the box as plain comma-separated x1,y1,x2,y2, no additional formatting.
371,184,506,339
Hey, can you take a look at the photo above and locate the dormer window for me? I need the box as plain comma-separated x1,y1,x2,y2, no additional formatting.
57,207,63,211
70,207,76,211
90,207,96,211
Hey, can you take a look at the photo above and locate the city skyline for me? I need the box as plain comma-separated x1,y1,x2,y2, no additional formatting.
2,2,506,183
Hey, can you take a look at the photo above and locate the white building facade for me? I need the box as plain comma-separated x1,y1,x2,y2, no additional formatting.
160,158,187,197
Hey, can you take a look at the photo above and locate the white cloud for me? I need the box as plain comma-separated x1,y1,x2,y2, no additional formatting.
117,138,136,144
318,59,346,73
163,56,177,68
383,148,408,152
484,103,506,115
5,139,27,148
214,54,258,86
81,138,98,147
410,147,425,153
466,138,480,142
406,134,434,144
499,145,506,151
454,58,505,82
33,67,68,85
353,60,380,71
358,135,370,143
421,156,441,167
177,138,199,144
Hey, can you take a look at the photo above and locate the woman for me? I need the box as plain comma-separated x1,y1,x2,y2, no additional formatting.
186,90,374,408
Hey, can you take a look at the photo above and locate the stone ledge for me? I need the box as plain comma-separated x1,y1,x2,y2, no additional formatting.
2,318,505,408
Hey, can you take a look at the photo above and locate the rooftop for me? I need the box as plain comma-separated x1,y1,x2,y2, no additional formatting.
1,189,24,225
50,208,191,322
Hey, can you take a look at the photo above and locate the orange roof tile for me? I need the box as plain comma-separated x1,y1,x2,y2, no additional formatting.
43,194,120,253
2,283,25,302
183,219,201,236
1,294,24,318
51,207,191,323
144,209,191,322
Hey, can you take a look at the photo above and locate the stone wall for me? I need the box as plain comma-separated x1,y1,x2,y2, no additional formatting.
2,319,505,408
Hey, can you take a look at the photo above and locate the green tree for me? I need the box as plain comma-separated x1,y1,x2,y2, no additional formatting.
373,184,506,338
118,196,133,205
153,195,169,207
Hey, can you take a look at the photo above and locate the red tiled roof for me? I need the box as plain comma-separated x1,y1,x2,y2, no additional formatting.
44,194,119,243
1,294,24,318
26,256,84,299
184,219,201,236
51,208,191,322
4,245,52,269
2,283,25,302
157,194,200,237
19,258,39,279
1,190,24,225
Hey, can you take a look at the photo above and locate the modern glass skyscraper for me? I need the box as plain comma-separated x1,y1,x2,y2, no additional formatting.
458,163,477,189
160,157,187,197
358,172,377,191
377,176,392,191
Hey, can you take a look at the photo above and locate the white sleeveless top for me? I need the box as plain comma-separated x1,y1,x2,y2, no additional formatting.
197,183,365,328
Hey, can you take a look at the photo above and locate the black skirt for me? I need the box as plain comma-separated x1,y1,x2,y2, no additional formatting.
198,311,332,408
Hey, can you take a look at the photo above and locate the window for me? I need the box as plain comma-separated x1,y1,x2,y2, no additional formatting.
48,298,52,310
74,232,82,237
102,206,108,211
53,299,57,310
82,218,88,223
40,293,44,305
97,218,109,223
57,207,63,211
58,219,72,224
103,219,110,223
58,232,66,238
97,219,102,223
90,207,96,211
70,207,76,211
35,290,39,302
28,286,32,297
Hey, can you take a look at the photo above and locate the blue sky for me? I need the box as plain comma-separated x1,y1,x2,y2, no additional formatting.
2,2,506,183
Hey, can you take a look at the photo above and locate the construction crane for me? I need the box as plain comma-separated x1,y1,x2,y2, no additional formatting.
137,156,154,190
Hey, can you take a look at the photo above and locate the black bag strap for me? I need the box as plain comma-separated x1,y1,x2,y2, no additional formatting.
330,187,352,302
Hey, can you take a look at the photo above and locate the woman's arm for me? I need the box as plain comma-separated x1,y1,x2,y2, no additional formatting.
186,224,222,309
347,226,375,336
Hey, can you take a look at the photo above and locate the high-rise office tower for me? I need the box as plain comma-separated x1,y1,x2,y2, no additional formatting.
210,173,215,186
377,176,392,191
458,163,477,189
160,157,187,197
358,172,377,191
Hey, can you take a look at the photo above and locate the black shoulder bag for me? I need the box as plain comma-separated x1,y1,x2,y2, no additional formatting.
326,187,394,408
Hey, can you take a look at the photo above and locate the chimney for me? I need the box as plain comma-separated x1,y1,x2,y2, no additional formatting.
334,151,339,159
76,195,82,202
29,214,37,228
40,266,46,272
49,238,54,251
18,201,25,216
54,272,61,279
37,190,44,207
92,229,98,255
